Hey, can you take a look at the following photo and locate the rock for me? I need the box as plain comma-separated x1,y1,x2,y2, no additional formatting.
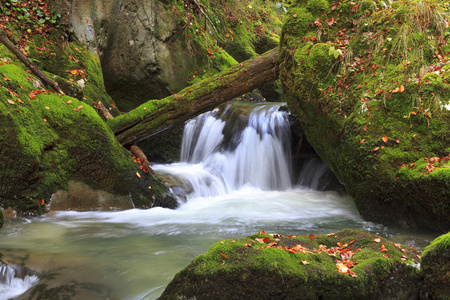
421,232,450,300
49,0,286,111
279,0,450,232
0,38,177,216
159,229,422,300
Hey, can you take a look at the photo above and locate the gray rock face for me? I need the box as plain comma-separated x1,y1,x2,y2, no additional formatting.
55,0,197,110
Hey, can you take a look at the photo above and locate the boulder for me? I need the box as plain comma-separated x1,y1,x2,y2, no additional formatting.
0,37,177,216
279,0,450,232
50,0,285,110
421,232,450,300
159,229,423,299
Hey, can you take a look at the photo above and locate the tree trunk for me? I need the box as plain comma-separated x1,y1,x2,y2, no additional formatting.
0,32,65,95
109,48,279,146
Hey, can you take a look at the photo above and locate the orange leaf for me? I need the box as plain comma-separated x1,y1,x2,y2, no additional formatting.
380,244,388,252
373,238,381,243
29,93,36,100
43,118,47,122
373,147,380,152
136,172,141,178
363,126,368,132
360,139,365,144
45,106,50,110
220,253,228,258
301,260,309,265
7,99,15,105
310,234,315,241
67,99,73,104
244,243,253,248
399,85,405,93
382,136,388,143
391,87,399,93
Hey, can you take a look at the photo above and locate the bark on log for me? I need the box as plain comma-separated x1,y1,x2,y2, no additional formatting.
109,48,280,146
0,32,65,95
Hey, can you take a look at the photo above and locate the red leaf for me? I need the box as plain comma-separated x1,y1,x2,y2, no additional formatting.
310,234,315,241
220,253,227,258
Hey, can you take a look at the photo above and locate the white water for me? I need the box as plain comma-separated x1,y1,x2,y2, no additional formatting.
0,103,438,300
0,264,38,299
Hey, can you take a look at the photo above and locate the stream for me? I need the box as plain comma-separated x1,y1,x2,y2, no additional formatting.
0,103,438,300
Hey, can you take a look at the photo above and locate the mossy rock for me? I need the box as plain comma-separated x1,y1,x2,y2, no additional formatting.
0,36,177,215
279,0,450,232
421,232,450,300
159,229,422,300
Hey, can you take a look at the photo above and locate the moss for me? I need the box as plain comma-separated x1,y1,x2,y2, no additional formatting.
279,0,450,232
306,0,330,14
159,229,422,299
421,232,450,300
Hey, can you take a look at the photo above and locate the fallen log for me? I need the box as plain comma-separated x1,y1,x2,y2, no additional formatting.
109,48,280,146
0,32,65,95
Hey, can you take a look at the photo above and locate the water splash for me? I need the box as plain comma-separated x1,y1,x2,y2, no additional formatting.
0,263,39,299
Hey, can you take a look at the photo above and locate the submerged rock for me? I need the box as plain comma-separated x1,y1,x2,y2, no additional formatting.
279,0,450,232
159,229,423,300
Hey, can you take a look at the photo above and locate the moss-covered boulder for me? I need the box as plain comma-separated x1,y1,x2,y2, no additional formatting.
0,35,177,216
159,229,423,299
422,232,450,299
279,0,450,232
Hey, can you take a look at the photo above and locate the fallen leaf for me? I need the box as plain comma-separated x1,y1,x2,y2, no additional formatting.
220,253,228,258
301,260,309,265
136,172,141,178
45,106,50,110
373,147,380,152
382,136,388,143
380,244,388,252
373,238,381,243
310,234,315,241
43,118,47,122
360,139,365,144
399,85,405,93
7,99,15,105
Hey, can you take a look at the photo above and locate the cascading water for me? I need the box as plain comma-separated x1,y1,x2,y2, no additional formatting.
155,103,295,199
0,263,38,299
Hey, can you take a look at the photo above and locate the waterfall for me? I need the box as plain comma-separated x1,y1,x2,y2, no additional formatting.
154,103,293,199
0,263,39,298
